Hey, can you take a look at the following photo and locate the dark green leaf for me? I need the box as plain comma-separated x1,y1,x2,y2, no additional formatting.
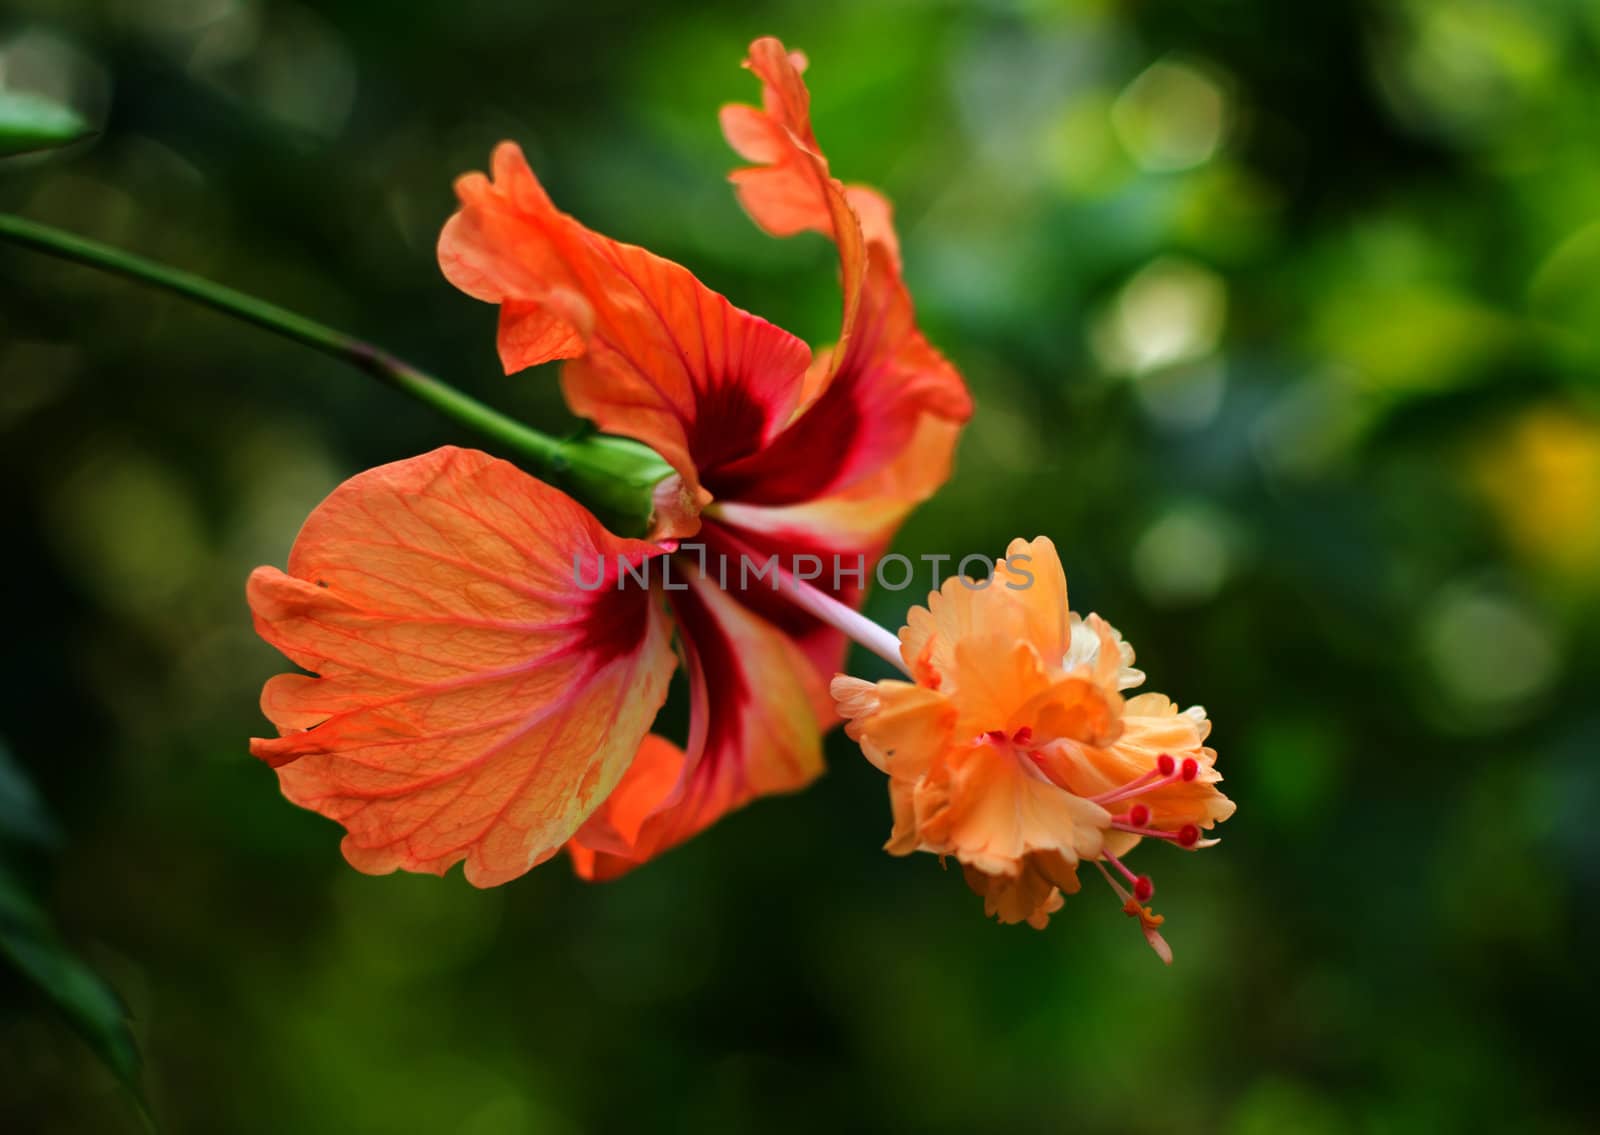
0,742,61,850
0,864,145,1105
0,91,93,157
0,742,146,1121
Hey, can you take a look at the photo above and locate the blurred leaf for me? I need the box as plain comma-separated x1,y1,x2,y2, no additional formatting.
0,863,148,1115
0,741,146,1121
0,741,61,850
0,91,92,157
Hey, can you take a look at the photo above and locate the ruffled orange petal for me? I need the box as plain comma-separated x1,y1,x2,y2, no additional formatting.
568,561,826,878
248,446,677,887
438,142,813,530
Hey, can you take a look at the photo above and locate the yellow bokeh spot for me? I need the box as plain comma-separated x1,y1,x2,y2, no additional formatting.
1473,405,1600,583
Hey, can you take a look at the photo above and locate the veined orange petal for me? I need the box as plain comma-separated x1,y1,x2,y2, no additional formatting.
707,252,971,507
248,447,678,887
721,37,868,353
706,416,966,600
717,40,971,506
697,415,966,711
438,142,813,527
568,560,826,879
684,498,933,741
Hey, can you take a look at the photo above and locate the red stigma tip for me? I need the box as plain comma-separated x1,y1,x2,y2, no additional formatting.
1012,726,1033,745
1157,754,1176,776
1128,804,1151,827
985,730,1007,744
1178,824,1200,848
1180,757,1199,781
1133,876,1154,902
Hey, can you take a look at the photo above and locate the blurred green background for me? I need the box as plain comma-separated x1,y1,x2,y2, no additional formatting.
3,0,1598,1131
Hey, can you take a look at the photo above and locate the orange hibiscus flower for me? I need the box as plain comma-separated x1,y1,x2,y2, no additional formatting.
247,38,970,886
831,538,1234,961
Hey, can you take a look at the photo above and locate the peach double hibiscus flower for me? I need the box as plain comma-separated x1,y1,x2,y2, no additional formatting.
247,37,1234,959
832,538,1233,961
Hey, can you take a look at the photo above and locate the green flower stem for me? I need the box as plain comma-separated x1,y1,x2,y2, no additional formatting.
0,212,671,534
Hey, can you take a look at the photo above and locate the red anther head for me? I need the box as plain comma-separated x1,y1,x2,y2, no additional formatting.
1011,726,1033,745
1157,753,1176,776
1128,804,1151,828
1180,757,1199,782
985,730,1007,744
1133,875,1155,903
1177,824,1200,848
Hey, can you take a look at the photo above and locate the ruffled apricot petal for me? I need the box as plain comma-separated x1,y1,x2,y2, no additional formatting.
247,446,677,887
438,141,812,520
963,850,1081,929
828,676,955,778
568,563,826,878
1012,673,1125,752
1065,692,1235,832
917,741,1109,877
900,536,1077,695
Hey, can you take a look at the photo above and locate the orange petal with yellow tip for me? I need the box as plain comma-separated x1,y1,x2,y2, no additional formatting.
248,446,678,887
565,732,684,880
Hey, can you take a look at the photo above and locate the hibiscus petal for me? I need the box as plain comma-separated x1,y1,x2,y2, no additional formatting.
963,851,1081,929
565,732,684,878
706,252,971,505
995,537,1072,667
248,446,678,887
688,414,966,720
716,38,970,506
438,142,813,520
568,561,826,879
1076,692,1236,831
920,742,1109,877
682,517,875,723
720,38,868,342
828,676,954,779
